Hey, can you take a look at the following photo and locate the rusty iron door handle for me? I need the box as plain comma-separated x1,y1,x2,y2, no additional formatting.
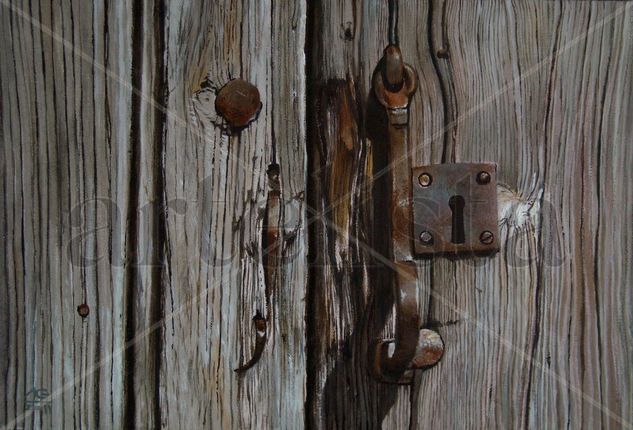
371,45,444,384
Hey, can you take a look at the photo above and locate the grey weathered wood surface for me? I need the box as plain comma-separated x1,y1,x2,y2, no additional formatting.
0,0,306,429
1,1,135,428
157,1,306,428
415,2,633,429
1,0,632,429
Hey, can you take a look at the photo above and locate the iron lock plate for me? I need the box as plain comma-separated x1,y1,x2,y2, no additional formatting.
411,162,499,256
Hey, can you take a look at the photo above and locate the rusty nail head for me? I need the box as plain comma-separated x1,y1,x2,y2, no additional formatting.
436,47,450,59
215,79,262,129
77,303,90,318
480,230,494,244
476,171,491,185
418,173,432,187
420,231,434,245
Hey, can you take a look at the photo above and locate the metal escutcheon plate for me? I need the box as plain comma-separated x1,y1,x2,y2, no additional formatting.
412,162,499,256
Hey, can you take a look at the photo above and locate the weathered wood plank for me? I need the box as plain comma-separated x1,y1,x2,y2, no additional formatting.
413,1,633,429
412,0,558,427
306,1,443,428
157,1,307,428
0,0,136,428
123,0,166,426
306,2,384,428
526,3,633,428
1,0,308,428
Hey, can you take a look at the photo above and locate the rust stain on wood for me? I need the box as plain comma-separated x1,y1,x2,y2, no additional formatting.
314,79,362,272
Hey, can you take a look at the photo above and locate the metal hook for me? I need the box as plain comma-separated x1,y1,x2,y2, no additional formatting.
235,314,267,372
236,164,282,372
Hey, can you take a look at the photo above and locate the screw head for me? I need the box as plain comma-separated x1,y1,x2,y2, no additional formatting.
476,171,491,185
418,173,432,187
479,230,494,245
77,303,90,318
420,231,434,245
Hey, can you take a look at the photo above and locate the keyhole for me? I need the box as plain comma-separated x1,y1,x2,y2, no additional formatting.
449,195,466,244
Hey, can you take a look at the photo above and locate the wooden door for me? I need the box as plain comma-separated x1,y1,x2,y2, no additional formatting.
1,1,632,429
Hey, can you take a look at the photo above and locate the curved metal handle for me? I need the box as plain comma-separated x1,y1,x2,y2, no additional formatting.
371,45,443,384
372,262,419,382
236,164,281,372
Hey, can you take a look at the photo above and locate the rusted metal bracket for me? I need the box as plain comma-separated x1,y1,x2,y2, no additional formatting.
236,164,281,372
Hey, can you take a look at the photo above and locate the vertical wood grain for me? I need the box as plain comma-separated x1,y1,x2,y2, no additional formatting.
157,1,307,428
413,0,559,426
0,0,135,428
306,1,442,428
412,1,633,429
1,0,307,428
526,3,633,428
